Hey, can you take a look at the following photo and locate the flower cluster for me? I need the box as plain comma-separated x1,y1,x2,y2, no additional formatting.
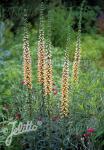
72,0,84,83
82,128,95,138
72,47,81,82
23,29,32,89
37,3,46,85
37,31,46,84
60,59,69,117
44,41,53,95
38,5,53,97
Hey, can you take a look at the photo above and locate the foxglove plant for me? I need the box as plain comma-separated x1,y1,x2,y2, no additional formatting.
60,55,69,118
72,0,85,83
44,11,53,96
37,2,47,117
44,42,53,96
23,15,32,89
60,26,70,117
23,13,33,118
37,2,46,85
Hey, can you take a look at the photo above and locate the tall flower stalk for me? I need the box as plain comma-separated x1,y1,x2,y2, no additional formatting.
44,11,53,96
23,13,32,118
72,0,85,83
37,2,46,85
37,2,47,117
60,26,70,118
60,56,69,118
23,14,32,89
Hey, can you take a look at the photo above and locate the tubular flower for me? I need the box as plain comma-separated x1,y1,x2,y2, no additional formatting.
44,41,53,95
37,30,46,84
44,10,53,95
37,3,46,84
23,30,32,89
60,59,69,117
72,44,81,82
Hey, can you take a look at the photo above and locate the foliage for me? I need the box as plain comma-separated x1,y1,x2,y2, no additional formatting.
0,64,104,150
49,6,73,48
71,6,101,33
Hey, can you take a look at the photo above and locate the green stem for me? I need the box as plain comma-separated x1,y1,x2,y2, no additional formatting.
40,84,46,117
28,88,32,119
47,94,52,149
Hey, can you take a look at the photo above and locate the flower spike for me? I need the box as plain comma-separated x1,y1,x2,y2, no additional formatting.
23,13,32,89
37,2,46,84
